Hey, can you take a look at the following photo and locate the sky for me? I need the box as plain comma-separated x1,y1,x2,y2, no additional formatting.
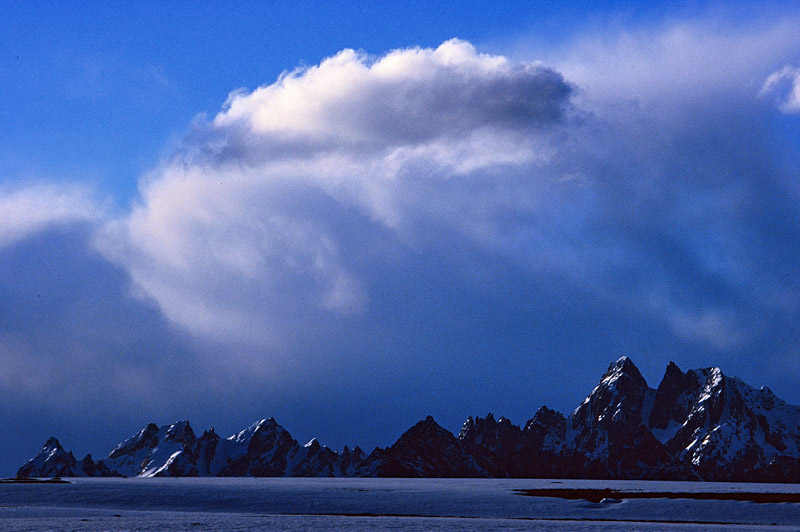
1,1,800,475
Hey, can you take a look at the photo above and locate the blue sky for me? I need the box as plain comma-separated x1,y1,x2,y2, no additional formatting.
1,1,800,475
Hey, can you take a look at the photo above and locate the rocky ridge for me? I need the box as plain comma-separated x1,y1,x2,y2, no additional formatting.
18,358,800,481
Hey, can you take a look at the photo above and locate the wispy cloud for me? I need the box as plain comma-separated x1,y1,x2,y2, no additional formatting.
0,183,104,249
761,65,800,113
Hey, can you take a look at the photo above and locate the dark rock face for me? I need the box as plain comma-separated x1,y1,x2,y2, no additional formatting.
17,358,800,481
80,454,118,477
459,414,521,477
565,357,694,480
647,365,800,482
521,406,566,452
649,361,696,430
363,416,484,477
337,445,365,476
516,407,573,478
570,357,652,456
194,429,220,476
220,418,297,476
766,455,800,483
602,425,696,480
107,423,160,461
102,421,199,477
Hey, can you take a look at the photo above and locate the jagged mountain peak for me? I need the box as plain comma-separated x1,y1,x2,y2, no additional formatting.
521,406,566,449
108,423,160,459
601,356,648,388
17,437,79,478
43,437,63,451
103,421,200,477
649,361,695,430
459,413,517,440
400,416,447,440
402,416,451,439
229,417,285,444
529,405,564,422
569,356,656,460
361,415,484,478
610,355,634,368
573,357,651,424
660,361,688,387
200,427,219,439
458,416,475,437
573,357,650,416
527,406,563,426
664,360,686,379
163,420,196,444
458,413,521,449
164,419,192,432
689,366,724,387
645,363,800,481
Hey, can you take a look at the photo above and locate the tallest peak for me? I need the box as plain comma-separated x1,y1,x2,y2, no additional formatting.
608,356,638,373
599,356,647,389
44,437,63,450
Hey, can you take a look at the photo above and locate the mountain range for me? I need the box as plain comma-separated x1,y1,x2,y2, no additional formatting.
18,357,800,482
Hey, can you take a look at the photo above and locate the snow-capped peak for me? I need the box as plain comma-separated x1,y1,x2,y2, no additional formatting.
229,418,276,443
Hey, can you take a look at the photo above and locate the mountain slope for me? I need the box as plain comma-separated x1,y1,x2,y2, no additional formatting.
649,363,800,481
360,416,485,477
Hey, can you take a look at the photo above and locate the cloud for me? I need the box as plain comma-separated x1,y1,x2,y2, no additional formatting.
6,23,797,387
761,65,800,113
214,39,570,148
538,14,800,110
508,15,800,355
0,183,103,249
98,24,800,368
98,39,574,350
0,221,194,409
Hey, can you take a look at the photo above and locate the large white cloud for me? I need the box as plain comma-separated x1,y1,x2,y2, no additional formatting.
96,19,800,366
98,39,574,348
215,39,569,148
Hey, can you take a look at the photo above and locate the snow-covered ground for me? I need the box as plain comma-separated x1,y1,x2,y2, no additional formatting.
2,478,800,531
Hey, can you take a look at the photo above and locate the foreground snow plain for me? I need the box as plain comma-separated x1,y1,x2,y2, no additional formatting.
2,478,800,531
